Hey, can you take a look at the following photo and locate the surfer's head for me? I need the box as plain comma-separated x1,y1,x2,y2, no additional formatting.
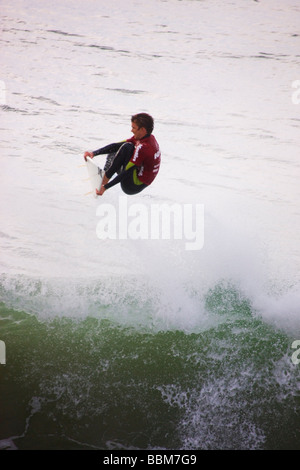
131,113,154,135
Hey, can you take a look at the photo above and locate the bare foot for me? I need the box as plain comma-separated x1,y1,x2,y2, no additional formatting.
96,173,109,196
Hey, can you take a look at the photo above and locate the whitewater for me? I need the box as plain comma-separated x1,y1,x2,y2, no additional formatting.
0,0,300,450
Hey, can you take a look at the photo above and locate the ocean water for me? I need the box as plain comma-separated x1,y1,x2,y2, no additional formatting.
1,0,300,451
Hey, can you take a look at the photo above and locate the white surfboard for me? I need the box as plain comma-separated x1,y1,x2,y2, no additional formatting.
86,157,104,197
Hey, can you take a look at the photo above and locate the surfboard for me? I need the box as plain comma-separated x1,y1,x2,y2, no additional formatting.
86,157,104,197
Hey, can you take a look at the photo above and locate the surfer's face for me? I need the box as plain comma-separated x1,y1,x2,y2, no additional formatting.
131,121,147,140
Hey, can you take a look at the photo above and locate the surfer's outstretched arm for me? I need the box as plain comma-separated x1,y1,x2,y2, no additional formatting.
84,142,125,161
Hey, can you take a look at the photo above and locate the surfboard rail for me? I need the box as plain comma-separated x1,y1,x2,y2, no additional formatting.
86,157,104,197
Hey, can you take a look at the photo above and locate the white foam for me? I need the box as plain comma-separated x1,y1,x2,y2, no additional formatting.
1,0,299,337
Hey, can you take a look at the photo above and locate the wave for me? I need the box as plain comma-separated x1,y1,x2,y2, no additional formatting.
0,275,299,450
1,266,299,335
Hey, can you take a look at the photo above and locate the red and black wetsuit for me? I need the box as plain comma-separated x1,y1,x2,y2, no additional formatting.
93,134,161,195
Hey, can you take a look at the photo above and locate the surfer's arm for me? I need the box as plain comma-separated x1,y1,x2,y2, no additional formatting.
84,142,125,161
93,142,125,157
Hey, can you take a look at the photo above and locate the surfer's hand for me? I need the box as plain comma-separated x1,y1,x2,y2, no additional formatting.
84,151,94,161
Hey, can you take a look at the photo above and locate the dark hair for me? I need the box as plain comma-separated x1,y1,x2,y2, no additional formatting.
131,113,154,134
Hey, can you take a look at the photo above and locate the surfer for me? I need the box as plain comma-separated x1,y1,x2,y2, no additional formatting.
84,113,161,196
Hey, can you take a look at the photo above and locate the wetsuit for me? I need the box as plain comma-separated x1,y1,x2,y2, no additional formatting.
92,134,161,195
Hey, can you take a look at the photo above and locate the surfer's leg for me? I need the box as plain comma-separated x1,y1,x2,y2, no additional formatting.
104,153,116,172
105,143,134,179
120,167,147,195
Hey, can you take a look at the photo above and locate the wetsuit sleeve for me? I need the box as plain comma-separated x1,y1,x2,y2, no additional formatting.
93,141,125,156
